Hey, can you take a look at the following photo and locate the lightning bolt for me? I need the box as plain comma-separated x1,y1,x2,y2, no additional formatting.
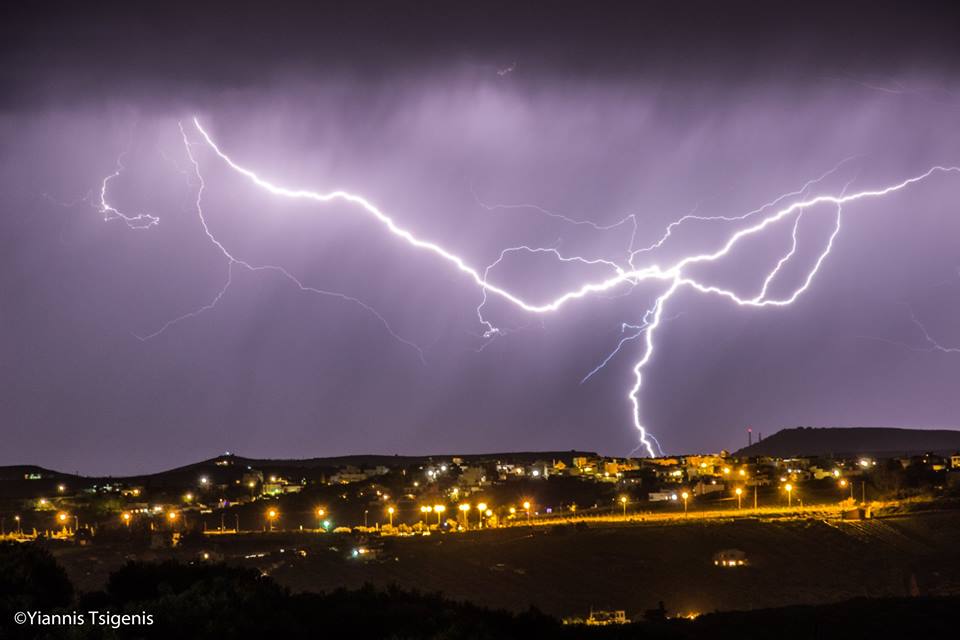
580,320,652,385
101,116,960,457
627,157,858,262
98,153,160,230
100,125,426,363
862,304,960,354
472,187,639,267
908,308,960,353
475,244,625,340
859,269,960,354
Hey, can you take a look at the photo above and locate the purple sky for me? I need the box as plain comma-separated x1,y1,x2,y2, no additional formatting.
3,2,960,474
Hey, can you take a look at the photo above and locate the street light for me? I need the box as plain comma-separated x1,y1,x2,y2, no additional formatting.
477,502,487,528
735,487,743,510
14,515,21,535
784,483,793,508
839,478,853,500
619,496,628,517
433,505,445,526
458,503,471,529
681,491,689,516
266,508,279,532
387,506,395,527
56,512,79,532
522,501,531,522
121,512,132,527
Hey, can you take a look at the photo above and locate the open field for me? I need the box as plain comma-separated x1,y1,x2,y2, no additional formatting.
48,505,960,619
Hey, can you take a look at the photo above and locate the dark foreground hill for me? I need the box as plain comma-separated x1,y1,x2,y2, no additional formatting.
52,509,960,618
3,541,959,639
735,427,960,458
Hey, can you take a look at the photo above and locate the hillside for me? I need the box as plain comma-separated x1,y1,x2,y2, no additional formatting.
53,510,960,617
735,427,960,458
0,450,598,485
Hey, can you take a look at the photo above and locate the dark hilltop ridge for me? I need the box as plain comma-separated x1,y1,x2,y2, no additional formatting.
736,426,960,458
0,450,598,487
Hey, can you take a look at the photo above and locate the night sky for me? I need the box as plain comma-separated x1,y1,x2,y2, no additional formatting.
4,1,960,475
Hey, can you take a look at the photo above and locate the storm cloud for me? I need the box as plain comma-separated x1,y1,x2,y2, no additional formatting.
3,1,960,474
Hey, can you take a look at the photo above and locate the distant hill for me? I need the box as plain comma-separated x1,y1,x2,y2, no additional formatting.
0,465,76,482
735,427,960,458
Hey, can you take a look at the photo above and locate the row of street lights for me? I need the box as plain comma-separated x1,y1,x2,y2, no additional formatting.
59,470,873,535
118,478,851,533
251,501,535,532
458,502,494,528
419,504,446,525
281,481,813,532
615,482,803,517
50,479,838,536
46,475,865,535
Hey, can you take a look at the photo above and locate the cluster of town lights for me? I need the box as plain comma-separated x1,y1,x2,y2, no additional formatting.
22,463,874,539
